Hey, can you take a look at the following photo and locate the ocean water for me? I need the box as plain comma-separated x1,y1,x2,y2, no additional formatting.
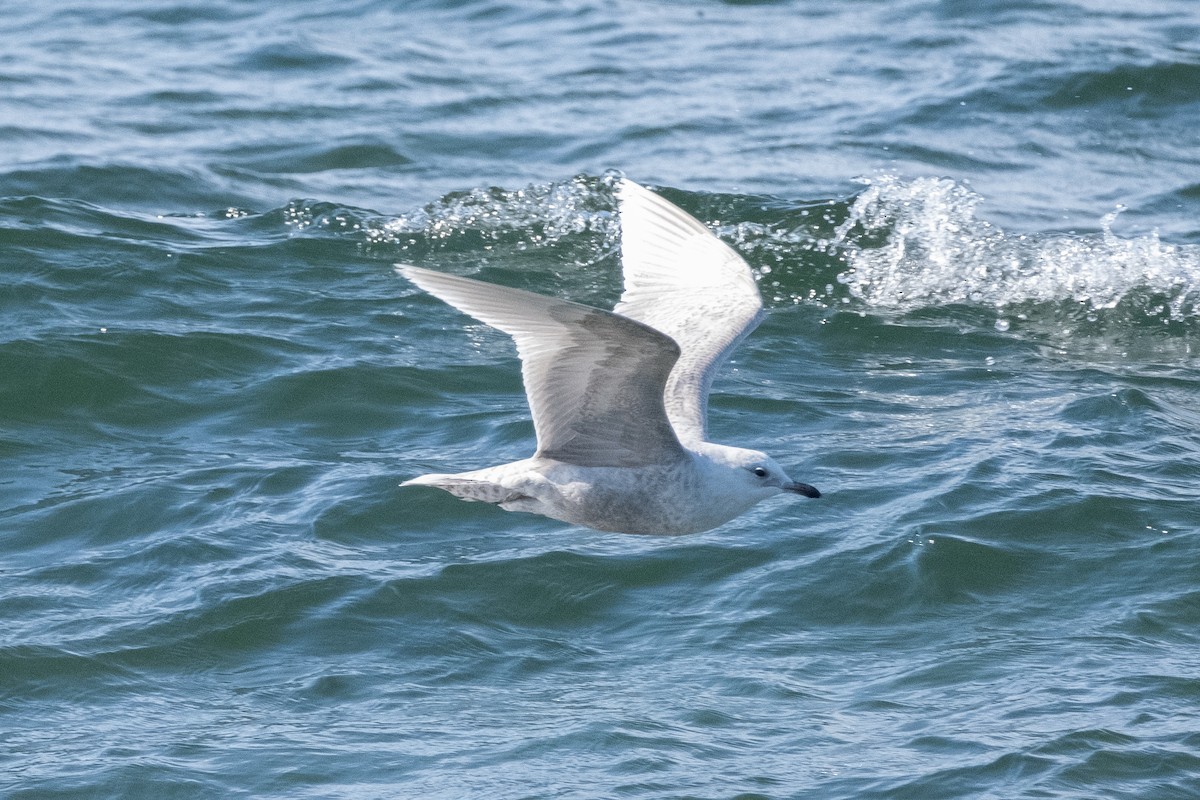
3,1,1200,797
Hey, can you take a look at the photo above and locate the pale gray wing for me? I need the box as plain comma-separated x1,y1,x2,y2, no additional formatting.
399,266,686,467
613,179,765,445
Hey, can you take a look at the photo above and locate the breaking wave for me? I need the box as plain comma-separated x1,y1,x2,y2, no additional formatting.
829,174,1200,324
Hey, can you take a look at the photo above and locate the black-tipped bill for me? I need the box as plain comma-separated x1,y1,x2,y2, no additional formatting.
786,482,821,498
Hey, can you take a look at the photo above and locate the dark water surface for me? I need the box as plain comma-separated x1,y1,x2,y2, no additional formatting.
4,1,1200,798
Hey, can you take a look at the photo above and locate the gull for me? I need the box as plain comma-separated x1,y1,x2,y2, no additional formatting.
399,179,819,534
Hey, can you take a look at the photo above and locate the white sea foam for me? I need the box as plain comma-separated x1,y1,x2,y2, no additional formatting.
830,174,1200,322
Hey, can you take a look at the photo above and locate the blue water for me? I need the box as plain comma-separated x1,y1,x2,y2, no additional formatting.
3,1,1200,798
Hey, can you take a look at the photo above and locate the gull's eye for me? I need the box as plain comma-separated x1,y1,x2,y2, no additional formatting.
752,466,769,478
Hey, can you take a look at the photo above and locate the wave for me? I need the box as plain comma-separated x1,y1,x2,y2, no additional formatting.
828,174,1200,325
280,173,1200,328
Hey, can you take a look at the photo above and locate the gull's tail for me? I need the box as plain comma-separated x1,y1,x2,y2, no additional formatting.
402,473,530,505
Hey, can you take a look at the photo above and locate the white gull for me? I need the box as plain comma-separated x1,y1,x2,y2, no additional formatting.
399,179,819,534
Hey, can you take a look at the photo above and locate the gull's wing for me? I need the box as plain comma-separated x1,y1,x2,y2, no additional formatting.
614,179,765,445
400,266,687,468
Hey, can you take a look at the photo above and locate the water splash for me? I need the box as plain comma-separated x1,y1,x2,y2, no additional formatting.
829,174,1200,322
389,175,619,249
276,174,624,277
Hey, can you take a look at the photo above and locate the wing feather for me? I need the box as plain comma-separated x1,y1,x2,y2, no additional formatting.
400,266,686,467
614,180,764,444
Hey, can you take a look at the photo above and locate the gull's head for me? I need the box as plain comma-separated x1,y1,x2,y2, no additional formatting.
707,445,821,501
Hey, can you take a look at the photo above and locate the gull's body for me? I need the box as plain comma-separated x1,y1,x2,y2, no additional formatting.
400,179,819,535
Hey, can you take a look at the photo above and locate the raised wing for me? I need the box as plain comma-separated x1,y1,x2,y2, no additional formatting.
614,180,765,445
400,266,686,467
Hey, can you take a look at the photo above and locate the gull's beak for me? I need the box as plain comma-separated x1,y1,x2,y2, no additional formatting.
784,481,821,499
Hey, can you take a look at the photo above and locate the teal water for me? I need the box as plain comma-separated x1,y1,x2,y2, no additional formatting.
3,1,1200,798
